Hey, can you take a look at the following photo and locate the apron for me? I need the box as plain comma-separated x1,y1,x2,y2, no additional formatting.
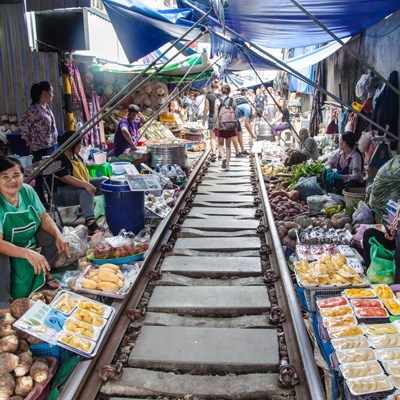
0,187,45,299
70,156,90,183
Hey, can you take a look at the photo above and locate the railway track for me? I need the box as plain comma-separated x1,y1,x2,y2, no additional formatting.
59,144,325,400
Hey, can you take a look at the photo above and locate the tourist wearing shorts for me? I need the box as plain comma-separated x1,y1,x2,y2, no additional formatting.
114,104,150,168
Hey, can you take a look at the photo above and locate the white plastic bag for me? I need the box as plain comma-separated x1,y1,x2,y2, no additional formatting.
352,201,374,224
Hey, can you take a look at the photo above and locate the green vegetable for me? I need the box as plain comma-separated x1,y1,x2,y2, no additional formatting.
287,163,324,190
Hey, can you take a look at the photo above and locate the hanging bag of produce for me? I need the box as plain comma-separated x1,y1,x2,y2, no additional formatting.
366,237,395,284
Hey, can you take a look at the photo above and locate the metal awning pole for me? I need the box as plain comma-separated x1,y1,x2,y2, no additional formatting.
182,0,399,142
25,10,213,183
289,0,400,97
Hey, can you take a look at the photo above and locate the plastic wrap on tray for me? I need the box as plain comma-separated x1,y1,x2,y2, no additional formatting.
363,324,399,336
78,299,109,317
72,309,106,328
327,325,363,339
384,299,400,315
340,361,383,379
323,315,357,328
317,296,349,308
297,227,352,245
52,293,78,315
64,318,100,340
389,375,400,389
59,331,95,353
351,299,384,308
346,375,393,396
368,334,400,349
331,336,369,351
354,307,389,318
383,361,400,375
344,288,376,298
336,348,376,364
319,305,353,318
373,284,394,299
375,347,400,361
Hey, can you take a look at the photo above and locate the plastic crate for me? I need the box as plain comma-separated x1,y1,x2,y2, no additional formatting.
30,343,74,364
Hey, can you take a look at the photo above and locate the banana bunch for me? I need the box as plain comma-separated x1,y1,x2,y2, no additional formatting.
384,299,400,315
322,205,342,217
363,323,398,336
374,284,394,299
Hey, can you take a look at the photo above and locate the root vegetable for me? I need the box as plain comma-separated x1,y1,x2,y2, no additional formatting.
10,396,24,400
0,322,16,339
26,336,44,345
0,373,15,398
15,329,29,341
14,352,33,377
288,228,297,240
30,360,49,383
10,299,32,319
0,353,20,374
17,340,29,354
15,376,33,396
0,335,18,353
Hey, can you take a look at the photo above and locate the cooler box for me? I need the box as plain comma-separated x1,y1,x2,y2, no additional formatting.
101,179,145,235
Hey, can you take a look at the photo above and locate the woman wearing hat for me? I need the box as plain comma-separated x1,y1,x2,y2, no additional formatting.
323,131,364,194
54,131,105,235
113,104,149,168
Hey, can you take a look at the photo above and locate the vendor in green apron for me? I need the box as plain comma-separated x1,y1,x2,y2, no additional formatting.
0,156,70,315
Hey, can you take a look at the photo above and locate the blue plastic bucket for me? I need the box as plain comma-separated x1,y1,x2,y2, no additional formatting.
101,179,145,235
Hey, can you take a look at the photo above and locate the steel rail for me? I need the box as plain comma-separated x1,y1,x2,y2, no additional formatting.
254,154,325,400
59,148,211,400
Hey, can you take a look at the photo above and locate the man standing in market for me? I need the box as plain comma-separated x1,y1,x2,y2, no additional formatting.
114,104,150,168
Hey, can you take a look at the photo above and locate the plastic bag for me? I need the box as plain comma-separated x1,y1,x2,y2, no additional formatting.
307,195,333,212
294,176,325,201
355,73,371,99
54,225,88,268
94,195,105,219
366,237,395,284
369,156,400,213
352,201,375,224
353,224,385,247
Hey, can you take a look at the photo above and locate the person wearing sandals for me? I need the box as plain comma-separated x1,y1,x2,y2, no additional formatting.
214,84,237,171
54,131,106,235
0,156,70,315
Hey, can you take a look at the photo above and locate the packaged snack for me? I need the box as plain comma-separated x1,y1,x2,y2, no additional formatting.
363,324,399,336
368,334,400,348
72,309,106,328
319,305,353,318
328,325,363,339
354,307,389,318
323,315,357,328
336,348,376,364
351,299,383,308
59,331,94,353
52,293,78,315
346,375,393,395
331,336,369,351
340,361,383,379
389,375,400,389
374,284,394,299
375,347,400,361
384,299,400,315
317,296,348,308
345,288,376,298
382,361,400,375
64,318,99,340
78,300,107,317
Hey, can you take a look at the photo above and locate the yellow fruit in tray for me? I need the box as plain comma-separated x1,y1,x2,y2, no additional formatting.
324,315,355,328
320,305,352,318
99,263,120,273
348,275,363,284
317,277,330,286
328,325,363,338
53,294,77,314
79,300,105,316
332,253,346,267
330,273,348,285
374,284,393,299
345,288,375,298
364,324,398,336
60,332,92,352
81,279,98,290
98,270,119,283
74,309,104,327
320,253,332,264
97,281,119,291
384,299,400,314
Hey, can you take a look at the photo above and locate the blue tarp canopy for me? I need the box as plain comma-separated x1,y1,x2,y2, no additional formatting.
103,0,400,66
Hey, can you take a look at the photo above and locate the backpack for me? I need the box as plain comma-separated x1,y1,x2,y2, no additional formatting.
217,97,237,131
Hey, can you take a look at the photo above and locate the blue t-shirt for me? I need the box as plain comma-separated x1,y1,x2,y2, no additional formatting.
114,118,141,157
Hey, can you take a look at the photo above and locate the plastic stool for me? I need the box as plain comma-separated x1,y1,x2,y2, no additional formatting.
87,162,112,178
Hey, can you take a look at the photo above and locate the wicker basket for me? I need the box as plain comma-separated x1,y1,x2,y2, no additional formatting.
343,187,366,208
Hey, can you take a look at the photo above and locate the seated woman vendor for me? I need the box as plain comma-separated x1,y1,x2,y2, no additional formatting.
323,132,364,194
0,156,70,314
114,104,150,168
54,131,105,235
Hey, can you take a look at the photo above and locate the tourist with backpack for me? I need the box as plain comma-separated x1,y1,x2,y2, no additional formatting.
202,81,222,161
213,84,238,171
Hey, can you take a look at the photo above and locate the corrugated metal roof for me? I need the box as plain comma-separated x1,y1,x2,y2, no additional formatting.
26,0,91,12
0,3,63,130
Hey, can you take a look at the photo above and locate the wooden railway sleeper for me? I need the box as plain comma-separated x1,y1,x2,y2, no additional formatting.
98,361,123,382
